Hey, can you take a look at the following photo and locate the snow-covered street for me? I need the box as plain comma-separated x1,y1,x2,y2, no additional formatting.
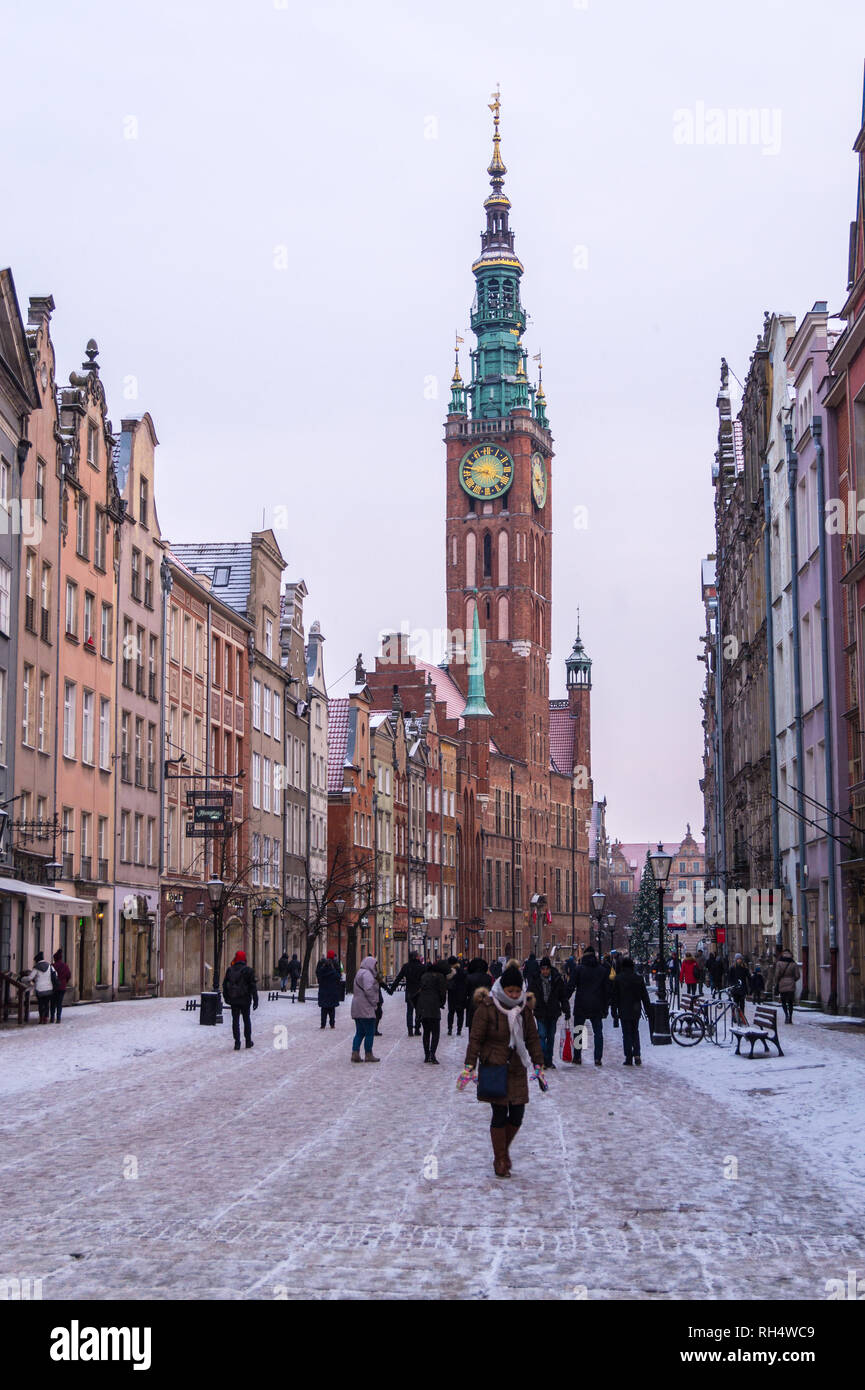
2,992,864,1301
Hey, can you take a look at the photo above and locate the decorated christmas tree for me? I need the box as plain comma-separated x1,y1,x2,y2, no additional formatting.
627,849,676,966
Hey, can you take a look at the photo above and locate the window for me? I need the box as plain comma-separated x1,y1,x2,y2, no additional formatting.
139,475,149,527
212,566,230,586
236,650,242,698
100,603,112,658
0,561,11,633
262,837,271,887
148,723,156,788
144,558,153,609
87,422,98,466
0,456,10,510
265,618,273,659
263,758,271,813
83,592,94,645
273,690,281,743
183,616,191,669
148,635,158,698
252,752,261,808
93,510,106,570
252,680,261,729
211,634,220,683
63,681,76,758
99,698,111,768
24,552,36,630
122,619,133,687
263,686,271,736
76,495,89,558
131,548,141,601
134,814,143,865
65,581,78,638
82,691,94,764
40,563,51,635
80,812,91,876
22,665,34,746
272,838,280,889
38,674,50,752
225,645,232,693
120,811,130,863
122,712,131,779
169,604,179,661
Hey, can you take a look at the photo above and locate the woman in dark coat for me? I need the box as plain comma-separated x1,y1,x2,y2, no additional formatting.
446,958,469,1036
459,962,545,1179
417,961,449,1063
315,950,342,1029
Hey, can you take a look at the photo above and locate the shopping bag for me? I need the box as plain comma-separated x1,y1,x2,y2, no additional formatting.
560,1025,573,1063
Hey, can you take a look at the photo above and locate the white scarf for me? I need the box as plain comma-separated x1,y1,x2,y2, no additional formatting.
490,979,532,1069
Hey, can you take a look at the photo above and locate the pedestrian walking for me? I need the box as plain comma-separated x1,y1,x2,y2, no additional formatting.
465,957,493,1032
277,952,291,991
523,952,541,992
567,945,610,1066
458,962,545,1179
350,955,381,1063
749,963,766,1004
446,957,469,1036
26,952,57,1024
695,950,706,996
316,950,342,1029
775,949,800,1023
389,952,424,1036
374,962,386,1036
728,954,750,1014
680,952,699,997
417,960,449,1063
288,953,301,991
532,956,570,1069
50,950,71,1023
609,957,651,1065
222,950,258,1051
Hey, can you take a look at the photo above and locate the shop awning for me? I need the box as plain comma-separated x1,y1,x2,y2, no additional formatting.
0,878,94,917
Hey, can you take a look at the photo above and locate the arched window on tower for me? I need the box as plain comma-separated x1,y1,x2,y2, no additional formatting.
485,599,491,623
498,595,509,641
451,536,457,567
498,531,508,586
466,531,476,588
483,532,492,579
503,280,515,317
487,279,500,316
466,595,477,636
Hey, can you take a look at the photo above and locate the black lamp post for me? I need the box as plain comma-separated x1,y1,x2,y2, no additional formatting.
649,843,673,1044
606,911,616,954
198,875,226,1026
591,889,606,956
509,764,516,954
334,898,346,972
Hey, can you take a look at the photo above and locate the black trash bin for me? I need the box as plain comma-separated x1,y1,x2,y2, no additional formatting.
200,990,222,1025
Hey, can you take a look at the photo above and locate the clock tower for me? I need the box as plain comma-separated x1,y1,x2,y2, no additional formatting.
445,92,553,773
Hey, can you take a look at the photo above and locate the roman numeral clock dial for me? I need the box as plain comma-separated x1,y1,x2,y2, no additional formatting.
459,443,514,500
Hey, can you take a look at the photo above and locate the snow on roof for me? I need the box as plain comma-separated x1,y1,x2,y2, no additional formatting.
171,541,252,618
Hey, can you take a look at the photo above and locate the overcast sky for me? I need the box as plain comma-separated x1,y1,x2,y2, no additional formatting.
4,1,864,841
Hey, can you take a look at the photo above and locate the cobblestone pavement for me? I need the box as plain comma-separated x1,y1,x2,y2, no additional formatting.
1,994,863,1300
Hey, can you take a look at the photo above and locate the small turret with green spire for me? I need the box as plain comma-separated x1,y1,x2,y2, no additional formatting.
449,332,467,415
461,598,493,718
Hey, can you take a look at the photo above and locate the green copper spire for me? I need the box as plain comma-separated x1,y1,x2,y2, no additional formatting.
461,599,493,718
467,88,531,421
449,332,467,415
565,610,592,690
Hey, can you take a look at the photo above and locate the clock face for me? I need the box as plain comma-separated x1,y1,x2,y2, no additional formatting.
531,452,548,508
460,444,514,500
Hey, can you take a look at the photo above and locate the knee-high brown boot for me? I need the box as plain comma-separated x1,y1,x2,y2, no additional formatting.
504,1123,519,1174
490,1127,510,1178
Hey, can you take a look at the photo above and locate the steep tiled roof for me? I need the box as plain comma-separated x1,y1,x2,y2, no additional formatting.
415,662,466,721
549,703,576,775
170,542,252,618
327,698,351,794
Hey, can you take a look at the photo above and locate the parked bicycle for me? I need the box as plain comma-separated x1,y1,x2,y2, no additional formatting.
670,989,747,1047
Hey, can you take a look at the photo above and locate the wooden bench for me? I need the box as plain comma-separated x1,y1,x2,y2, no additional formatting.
731,1005,783,1058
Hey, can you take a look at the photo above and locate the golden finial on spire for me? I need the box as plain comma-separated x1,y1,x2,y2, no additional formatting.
533,349,544,393
487,83,506,180
453,330,464,381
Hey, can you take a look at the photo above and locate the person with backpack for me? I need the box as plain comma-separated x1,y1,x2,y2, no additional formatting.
775,949,800,1023
222,950,258,1050
609,957,651,1066
316,950,342,1029
26,951,57,1024
446,957,469,1036
417,960,450,1063
277,952,291,991
389,952,424,1037
50,949,72,1023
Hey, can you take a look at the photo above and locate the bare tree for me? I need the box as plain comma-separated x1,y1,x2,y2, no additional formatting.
296,845,384,1000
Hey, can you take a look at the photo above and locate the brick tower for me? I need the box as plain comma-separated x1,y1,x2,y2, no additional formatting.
445,89,553,778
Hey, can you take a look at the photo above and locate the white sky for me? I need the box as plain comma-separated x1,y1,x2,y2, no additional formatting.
3,0,864,840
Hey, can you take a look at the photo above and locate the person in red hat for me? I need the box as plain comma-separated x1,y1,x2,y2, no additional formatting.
222,950,258,1050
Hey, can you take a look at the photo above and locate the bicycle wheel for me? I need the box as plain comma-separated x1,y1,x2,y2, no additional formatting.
671,1012,705,1046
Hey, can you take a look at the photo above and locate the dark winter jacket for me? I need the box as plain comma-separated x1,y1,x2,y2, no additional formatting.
53,959,71,991
288,955,301,983
465,962,493,1013
447,964,469,1007
728,962,750,994
464,988,544,1105
532,968,571,1025
523,954,541,989
489,960,503,980
222,962,258,1007
568,951,610,1018
277,954,291,977
315,958,342,1009
417,966,448,1020
390,957,424,999
610,968,651,1023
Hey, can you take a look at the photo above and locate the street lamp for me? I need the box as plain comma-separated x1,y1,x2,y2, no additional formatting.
591,889,606,955
606,911,616,953
649,842,673,1044
199,875,226,1027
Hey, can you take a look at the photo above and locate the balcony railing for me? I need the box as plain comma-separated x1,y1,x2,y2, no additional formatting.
121,754,131,783
97,858,108,882
40,607,50,642
135,665,145,696
122,661,132,690
147,760,156,791
148,671,157,701
134,757,143,787
79,856,92,881
62,853,73,879
25,595,36,632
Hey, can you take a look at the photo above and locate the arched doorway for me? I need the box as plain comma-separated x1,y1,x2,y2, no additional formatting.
164,913,184,997
183,916,202,995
